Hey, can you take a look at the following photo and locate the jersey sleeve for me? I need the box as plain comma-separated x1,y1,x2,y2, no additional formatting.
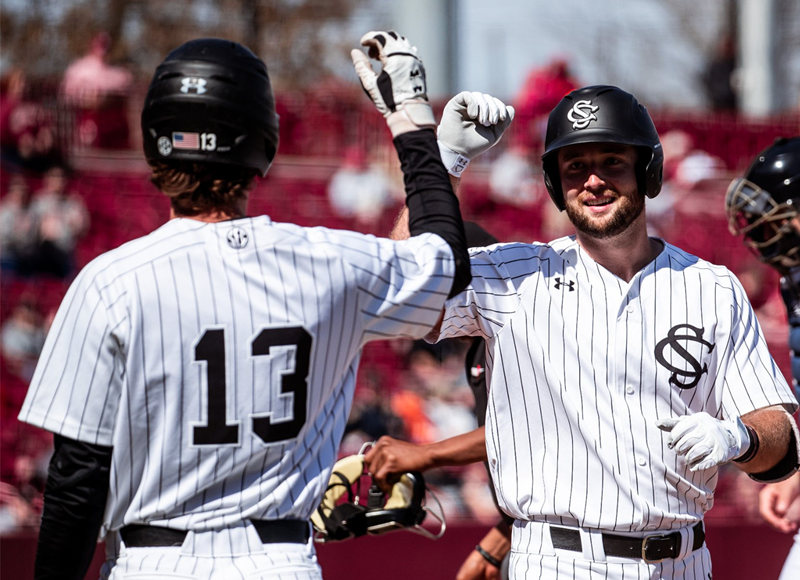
333,230,457,341
18,262,123,446
720,272,799,417
436,243,532,342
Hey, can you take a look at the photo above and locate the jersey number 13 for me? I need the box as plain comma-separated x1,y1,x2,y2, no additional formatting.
193,327,312,446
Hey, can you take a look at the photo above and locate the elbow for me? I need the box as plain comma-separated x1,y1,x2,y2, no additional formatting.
448,250,472,299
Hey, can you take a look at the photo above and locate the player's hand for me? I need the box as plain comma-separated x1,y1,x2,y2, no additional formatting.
759,475,800,534
364,435,434,488
437,91,515,177
455,548,503,580
351,31,435,137
456,525,509,580
657,412,752,471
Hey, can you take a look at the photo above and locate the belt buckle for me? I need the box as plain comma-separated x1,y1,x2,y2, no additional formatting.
641,533,674,563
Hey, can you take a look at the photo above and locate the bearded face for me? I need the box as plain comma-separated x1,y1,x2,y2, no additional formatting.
558,143,645,238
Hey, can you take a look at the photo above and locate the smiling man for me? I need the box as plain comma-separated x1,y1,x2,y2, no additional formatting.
417,85,800,579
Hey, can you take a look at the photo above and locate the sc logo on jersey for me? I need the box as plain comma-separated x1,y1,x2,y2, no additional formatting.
654,324,715,389
567,100,599,129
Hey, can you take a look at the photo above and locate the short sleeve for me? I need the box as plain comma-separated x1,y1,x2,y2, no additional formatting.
19,265,123,445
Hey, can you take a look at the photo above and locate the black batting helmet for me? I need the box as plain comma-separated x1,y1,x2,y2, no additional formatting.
141,38,279,176
541,85,663,211
726,137,800,270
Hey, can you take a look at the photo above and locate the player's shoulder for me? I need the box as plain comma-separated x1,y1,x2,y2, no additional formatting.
77,220,196,284
659,240,741,286
266,220,386,257
469,236,568,274
267,220,452,267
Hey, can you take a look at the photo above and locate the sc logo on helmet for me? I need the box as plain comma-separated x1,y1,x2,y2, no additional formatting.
567,100,599,129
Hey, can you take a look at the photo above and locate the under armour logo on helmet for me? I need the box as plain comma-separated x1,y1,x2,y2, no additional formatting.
567,100,599,129
180,77,207,94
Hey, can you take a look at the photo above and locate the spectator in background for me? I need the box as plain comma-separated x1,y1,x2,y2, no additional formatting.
327,144,397,229
702,34,739,113
28,164,90,278
513,57,578,153
487,143,538,208
0,68,61,172
0,294,46,382
0,481,40,534
61,32,133,149
653,129,727,239
0,174,38,275
0,445,49,535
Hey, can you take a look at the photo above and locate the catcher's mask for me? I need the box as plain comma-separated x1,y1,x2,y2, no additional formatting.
725,137,800,270
311,445,446,542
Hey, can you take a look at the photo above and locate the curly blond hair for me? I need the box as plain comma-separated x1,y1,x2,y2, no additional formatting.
149,161,258,216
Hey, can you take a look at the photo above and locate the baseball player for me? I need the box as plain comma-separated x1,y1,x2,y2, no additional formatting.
391,85,800,579
726,136,800,580
18,32,473,580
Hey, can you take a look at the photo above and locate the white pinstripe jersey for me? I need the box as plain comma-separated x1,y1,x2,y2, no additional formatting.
19,216,454,536
435,235,798,532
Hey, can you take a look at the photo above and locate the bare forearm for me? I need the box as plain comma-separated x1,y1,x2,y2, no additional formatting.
425,426,487,468
366,427,486,485
739,407,796,475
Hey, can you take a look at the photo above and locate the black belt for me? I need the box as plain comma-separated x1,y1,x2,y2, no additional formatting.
549,522,705,563
120,519,310,548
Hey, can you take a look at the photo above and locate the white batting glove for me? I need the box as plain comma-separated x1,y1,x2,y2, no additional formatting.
657,412,753,471
351,31,436,137
437,91,515,177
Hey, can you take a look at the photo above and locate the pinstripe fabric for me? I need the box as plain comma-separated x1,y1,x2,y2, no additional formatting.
436,235,797,579
508,520,712,580
109,524,322,579
20,216,454,542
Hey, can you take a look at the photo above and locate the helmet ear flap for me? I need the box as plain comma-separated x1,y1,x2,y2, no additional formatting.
639,145,664,199
542,156,565,211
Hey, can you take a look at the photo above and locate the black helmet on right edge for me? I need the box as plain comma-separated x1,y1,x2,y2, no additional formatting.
541,85,663,211
725,137,800,270
141,38,279,177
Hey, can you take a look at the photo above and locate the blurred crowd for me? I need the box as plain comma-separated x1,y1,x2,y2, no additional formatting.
1,39,797,537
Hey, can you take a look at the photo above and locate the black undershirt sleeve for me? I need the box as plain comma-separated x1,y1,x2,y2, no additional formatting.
393,129,471,298
35,434,113,580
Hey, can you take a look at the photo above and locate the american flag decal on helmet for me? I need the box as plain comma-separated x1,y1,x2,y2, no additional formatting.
173,132,200,150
